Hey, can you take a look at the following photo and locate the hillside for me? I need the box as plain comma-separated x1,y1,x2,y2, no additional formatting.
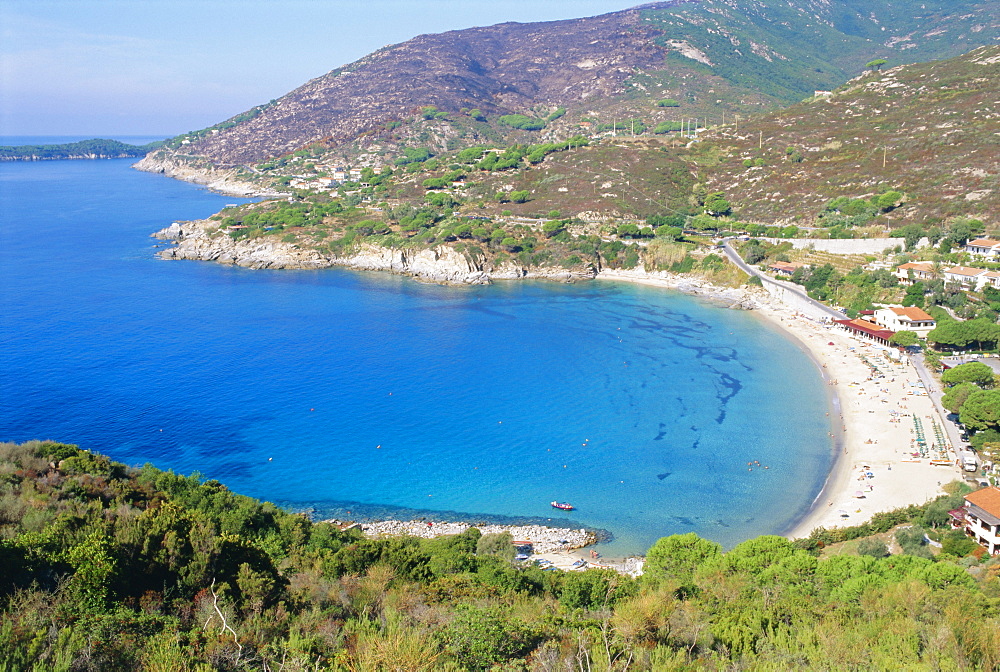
2,440,999,670
693,44,999,227
138,0,998,173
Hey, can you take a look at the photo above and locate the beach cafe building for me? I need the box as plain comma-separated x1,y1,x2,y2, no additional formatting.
872,306,936,338
955,487,1000,555
832,318,895,346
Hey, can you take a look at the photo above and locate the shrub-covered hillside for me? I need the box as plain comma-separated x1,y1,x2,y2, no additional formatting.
2,440,1000,670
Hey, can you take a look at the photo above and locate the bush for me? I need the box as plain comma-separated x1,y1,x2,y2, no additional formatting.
856,538,889,558
652,121,683,134
655,99,680,107
497,114,545,131
441,605,541,670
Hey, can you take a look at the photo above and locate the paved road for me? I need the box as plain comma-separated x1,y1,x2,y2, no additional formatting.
721,240,845,321
724,240,973,470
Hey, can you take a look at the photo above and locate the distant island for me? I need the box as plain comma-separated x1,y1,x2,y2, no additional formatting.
0,138,163,161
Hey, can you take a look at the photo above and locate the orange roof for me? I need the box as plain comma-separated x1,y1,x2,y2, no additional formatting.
834,318,895,341
897,262,933,272
967,487,1000,518
946,266,986,277
889,306,934,321
967,238,1000,248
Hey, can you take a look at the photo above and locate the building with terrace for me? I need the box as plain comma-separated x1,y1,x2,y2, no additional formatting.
959,487,1000,555
966,238,1000,260
895,262,935,285
944,266,988,291
872,306,936,338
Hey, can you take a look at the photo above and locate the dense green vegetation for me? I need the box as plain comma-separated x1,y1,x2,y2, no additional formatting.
0,139,163,161
497,115,545,131
2,441,1000,670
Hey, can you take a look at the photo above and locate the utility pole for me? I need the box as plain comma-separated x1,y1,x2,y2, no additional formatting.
759,130,763,149
883,146,887,168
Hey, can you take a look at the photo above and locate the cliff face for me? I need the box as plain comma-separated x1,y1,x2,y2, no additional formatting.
153,220,586,284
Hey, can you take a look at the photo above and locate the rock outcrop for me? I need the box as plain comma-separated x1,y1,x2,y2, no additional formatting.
154,219,590,284
134,155,284,197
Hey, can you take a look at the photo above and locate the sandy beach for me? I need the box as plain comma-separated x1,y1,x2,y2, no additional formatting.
595,270,960,541
759,304,957,538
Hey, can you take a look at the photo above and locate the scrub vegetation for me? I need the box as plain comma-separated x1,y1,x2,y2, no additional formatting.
2,441,999,671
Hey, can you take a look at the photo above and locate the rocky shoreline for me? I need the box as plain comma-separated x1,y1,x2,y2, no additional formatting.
332,519,598,554
155,217,596,284
134,154,284,198
152,218,765,307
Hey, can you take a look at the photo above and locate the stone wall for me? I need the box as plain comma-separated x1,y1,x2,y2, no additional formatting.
758,237,928,254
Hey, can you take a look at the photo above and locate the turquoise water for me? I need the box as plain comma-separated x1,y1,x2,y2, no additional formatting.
0,156,835,555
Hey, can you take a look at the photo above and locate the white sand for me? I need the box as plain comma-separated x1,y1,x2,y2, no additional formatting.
760,306,957,539
595,272,960,541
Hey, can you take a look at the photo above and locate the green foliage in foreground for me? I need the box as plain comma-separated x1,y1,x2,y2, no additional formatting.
2,440,1000,670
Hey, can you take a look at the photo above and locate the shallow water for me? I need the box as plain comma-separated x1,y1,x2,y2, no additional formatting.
0,156,834,554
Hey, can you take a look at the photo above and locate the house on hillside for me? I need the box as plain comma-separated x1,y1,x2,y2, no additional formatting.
966,238,1000,260
768,261,807,277
982,271,1000,290
894,262,934,285
944,266,988,291
960,487,1000,555
872,306,936,338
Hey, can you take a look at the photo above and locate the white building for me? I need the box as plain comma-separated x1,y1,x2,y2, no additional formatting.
966,238,1000,260
872,306,936,338
962,487,1000,555
895,262,934,285
944,266,988,291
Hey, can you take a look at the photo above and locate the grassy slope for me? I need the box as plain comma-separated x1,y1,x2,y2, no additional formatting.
690,45,999,228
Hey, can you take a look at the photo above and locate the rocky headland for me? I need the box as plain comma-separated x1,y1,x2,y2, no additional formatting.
152,217,766,310
154,217,592,284
134,154,284,197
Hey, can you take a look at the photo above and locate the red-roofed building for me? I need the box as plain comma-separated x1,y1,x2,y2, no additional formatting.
833,318,895,346
963,487,1000,555
873,306,936,338
768,261,807,277
983,271,1000,289
944,266,988,290
894,262,934,285
966,239,1000,260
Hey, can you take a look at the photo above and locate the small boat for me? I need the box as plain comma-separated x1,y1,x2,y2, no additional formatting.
551,501,575,511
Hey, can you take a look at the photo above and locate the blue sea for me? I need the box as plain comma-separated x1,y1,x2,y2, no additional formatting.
0,150,835,555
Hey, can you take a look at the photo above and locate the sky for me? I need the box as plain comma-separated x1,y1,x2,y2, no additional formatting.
1,0,643,139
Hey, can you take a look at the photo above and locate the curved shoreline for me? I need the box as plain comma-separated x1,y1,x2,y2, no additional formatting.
592,272,959,544
154,227,958,551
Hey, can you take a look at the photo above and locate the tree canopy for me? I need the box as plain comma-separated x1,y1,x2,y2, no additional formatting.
942,361,995,388
960,389,1000,432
